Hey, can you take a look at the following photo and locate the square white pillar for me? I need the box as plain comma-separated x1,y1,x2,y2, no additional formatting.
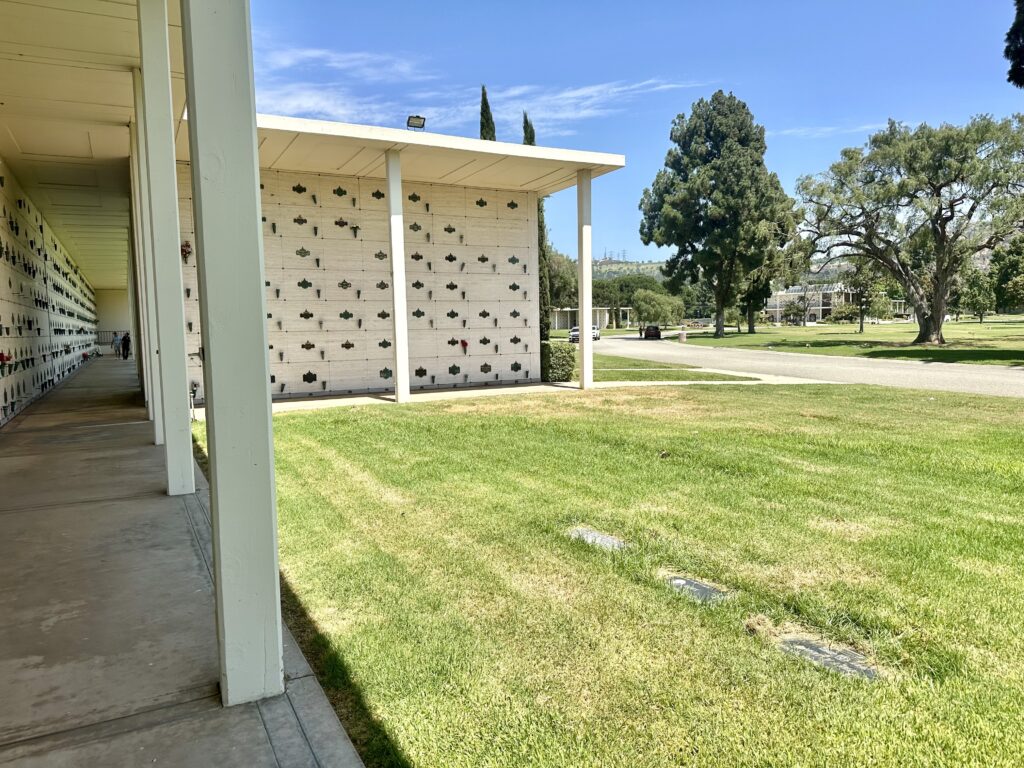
128,120,155,420
180,0,284,705
129,87,163,438
137,0,194,495
577,169,593,389
385,150,411,403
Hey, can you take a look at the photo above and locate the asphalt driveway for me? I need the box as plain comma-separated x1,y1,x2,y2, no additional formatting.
598,336,1024,398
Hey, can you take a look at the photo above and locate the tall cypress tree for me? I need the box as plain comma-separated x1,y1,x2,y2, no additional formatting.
480,86,496,140
523,111,551,340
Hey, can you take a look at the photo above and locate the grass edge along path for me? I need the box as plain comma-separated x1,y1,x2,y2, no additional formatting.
588,352,755,383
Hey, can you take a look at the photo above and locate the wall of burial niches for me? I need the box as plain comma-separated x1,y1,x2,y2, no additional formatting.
177,163,540,402
0,157,98,426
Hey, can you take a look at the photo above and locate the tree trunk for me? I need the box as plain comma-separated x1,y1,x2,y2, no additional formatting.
892,270,946,344
746,304,756,334
714,305,725,338
913,314,945,344
912,291,947,343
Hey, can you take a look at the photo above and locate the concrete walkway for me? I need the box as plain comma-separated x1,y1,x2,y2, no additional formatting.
0,358,362,767
599,336,1024,398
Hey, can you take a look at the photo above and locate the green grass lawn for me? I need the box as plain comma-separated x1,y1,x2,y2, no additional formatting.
588,353,752,383
685,316,1024,366
195,385,1024,767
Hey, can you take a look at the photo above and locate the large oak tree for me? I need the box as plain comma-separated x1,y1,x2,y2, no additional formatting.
797,117,1024,343
639,90,794,337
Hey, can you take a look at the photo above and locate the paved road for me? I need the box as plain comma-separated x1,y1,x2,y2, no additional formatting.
599,336,1024,398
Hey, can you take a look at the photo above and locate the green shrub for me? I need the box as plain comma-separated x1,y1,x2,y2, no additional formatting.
828,302,860,323
541,341,575,382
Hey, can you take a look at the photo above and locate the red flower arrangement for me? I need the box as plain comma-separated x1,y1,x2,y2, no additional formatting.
460,339,469,355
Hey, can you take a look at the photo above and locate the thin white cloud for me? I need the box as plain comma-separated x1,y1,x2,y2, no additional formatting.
253,39,705,138
767,123,887,139
255,46,436,84
255,83,399,125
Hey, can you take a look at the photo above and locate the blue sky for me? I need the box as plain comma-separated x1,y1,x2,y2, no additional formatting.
250,1,1023,261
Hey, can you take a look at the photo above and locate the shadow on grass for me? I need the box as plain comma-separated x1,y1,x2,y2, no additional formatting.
713,337,1024,366
190,434,411,768
281,577,413,768
864,347,1024,365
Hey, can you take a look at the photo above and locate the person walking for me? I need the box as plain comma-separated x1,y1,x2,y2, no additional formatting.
120,331,131,360
111,331,121,355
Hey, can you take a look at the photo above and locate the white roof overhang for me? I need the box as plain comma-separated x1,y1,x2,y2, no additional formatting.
177,114,624,197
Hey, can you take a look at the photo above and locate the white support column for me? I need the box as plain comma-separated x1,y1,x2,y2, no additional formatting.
385,150,411,403
577,169,593,389
130,92,162,433
138,0,194,496
128,120,154,418
180,0,283,705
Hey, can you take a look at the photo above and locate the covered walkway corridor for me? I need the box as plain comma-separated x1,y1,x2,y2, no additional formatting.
0,357,360,766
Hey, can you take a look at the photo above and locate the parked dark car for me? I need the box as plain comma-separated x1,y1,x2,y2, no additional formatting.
643,325,662,339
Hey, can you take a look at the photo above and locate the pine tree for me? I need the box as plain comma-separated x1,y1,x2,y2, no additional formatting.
1007,0,1024,87
480,86,496,141
640,91,795,338
523,111,551,340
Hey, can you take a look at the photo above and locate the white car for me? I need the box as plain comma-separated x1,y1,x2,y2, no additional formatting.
568,325,601,343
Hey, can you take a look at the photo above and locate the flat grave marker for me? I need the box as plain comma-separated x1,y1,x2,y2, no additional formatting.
779,635,878,680
666,575,729,603
568,526,625,551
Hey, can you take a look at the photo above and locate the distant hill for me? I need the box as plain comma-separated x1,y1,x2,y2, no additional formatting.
593,259,666,280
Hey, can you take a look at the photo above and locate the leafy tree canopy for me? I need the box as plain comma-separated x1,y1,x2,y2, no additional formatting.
797,116,1024,343
632,289,685,326
548,250,578,308
1004,273,1024,308
991,236,1024,310
956,263,996,322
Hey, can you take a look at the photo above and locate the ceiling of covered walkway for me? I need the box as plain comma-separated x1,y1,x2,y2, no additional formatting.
0,0,187,290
